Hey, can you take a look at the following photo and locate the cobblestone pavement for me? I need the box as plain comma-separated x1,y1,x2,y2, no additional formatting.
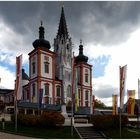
0,131,33,139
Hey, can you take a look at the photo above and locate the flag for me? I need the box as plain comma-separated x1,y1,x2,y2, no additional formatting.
74,64,78,112
119,65,127,109
39,88,43,108
71,52,75,112
138,79,140,99
127,90,135,115
112,94,118,115
75,92,78,112
16,55,22,100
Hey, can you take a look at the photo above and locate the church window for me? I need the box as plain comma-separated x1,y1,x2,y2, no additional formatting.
56,86,61,97
85,90,89,100
32,83,36,97
44,62,49,73
44,83,49,96
67,44,69,50
27,89,29,100
44,56,49,61
85,69,88,83
56,85,61,105
85,90,89,107
32,62,35,74
62,40,63,44
85,74,88,83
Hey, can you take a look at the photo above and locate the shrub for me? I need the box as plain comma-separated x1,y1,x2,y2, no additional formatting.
39,111,65,126
11,111,65,127
11,114,38,126
91,115,113,130
91,115,128,130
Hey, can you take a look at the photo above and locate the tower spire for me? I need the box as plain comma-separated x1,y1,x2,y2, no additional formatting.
57,6,69,39
32,21,51,50
39,21,44,39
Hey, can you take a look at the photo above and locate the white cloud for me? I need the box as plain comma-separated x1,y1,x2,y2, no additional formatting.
0,65,15,89
89,27,140,106
0,18,30,66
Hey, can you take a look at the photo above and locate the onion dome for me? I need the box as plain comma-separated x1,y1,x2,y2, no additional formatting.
75,40,88,64
32,21,51,49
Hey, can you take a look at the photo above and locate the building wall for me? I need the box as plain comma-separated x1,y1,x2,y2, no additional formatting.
29,52,38,80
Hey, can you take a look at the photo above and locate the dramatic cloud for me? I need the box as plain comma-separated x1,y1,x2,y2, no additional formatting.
0,1,140,106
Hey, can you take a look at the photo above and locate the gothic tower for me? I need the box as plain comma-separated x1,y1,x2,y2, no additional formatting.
54,7,72,104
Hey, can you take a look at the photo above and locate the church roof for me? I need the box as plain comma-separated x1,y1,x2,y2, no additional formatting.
75,41,88,64
33,22,51,50
22,69,29,81
0,89,14,95
56,6,69,39
17,102,61,111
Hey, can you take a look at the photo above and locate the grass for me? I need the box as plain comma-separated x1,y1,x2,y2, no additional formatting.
103,127,140,139
0,122,80,139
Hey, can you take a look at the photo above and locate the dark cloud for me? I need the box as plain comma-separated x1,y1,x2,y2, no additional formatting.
0,1,140,52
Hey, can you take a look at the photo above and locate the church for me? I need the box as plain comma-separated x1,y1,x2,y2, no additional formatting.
16,6,93,115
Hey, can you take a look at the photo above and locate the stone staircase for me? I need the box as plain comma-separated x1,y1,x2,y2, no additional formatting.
74,126,106,139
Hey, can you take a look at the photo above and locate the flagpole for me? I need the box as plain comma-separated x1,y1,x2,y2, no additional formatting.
15,99,17,132
71,52,75,137
119,108,121,138
15,55,22,132
138,79,140,128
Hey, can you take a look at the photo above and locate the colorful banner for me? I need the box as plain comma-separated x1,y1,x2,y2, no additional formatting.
39,88,43,108
112,94,118,115
16,55,22,100
127,90,135,115
119,65,127,109
74,65,78,112
92,95,95,115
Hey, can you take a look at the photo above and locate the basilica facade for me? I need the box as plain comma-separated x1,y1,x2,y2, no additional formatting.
21,7,93,110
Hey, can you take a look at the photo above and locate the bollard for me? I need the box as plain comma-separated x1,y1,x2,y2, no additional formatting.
2,118,5,130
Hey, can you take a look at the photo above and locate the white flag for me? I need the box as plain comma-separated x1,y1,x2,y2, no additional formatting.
120,65,127,109
16,54,22,100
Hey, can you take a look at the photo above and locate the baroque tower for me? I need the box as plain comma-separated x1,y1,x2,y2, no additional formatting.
29,22,56,104
54,7,72,104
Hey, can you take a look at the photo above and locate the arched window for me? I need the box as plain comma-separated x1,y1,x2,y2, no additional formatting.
56,85,61,97
85,90,89,100
44,62,49,73
44,83,49,96
85,69,88,83
32,83,36,97
32,62,35,74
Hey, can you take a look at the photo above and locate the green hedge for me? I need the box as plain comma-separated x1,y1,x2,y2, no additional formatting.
39,112,65,126
91,115,128,130
11,111,65,127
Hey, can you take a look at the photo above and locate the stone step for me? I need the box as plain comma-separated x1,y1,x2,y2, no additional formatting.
75,126,106,139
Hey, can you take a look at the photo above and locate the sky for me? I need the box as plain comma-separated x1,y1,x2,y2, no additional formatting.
0,1,140,106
